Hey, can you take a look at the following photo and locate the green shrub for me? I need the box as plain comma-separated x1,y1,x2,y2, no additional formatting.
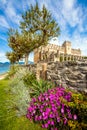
28,79,55,98
7,64,19,78
60,56,63,62
22,71,54,98
23,73,36,87
9,68,31,116
9,67,54,116
66,90,87,130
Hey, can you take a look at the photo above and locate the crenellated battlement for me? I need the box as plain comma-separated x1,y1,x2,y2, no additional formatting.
34,41,82,63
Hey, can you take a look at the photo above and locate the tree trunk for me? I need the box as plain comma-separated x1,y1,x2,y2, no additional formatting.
25,54,29,65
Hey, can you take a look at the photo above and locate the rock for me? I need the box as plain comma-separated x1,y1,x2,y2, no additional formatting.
79,66,87,71
22,61,87,92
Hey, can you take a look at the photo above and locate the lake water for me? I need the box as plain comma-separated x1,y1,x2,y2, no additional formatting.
0,61,33,75
0,64,10,74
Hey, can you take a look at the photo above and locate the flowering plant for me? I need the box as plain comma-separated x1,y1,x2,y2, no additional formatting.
26,87,77,130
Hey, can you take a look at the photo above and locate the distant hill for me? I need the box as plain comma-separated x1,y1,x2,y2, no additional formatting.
0,62,10,67
0,61,34,66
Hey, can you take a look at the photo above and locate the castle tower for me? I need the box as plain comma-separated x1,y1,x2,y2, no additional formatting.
62,41,71,54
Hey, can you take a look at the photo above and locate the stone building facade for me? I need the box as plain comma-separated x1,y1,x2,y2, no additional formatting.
34,41,82,63
21,41,87,92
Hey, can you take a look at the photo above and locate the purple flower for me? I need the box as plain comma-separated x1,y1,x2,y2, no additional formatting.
26,114,31,119
43,115,48,120
54,128,58,130
44,123,49,128
26,87,78,129
64,117,68,125
42,124,45,128
68,113,72,119
32,98,36,102
73,114,77,120
61,108,64,113
35,115,38,121
46,108,51,113
51,120,54,125
47,120,51,124
49,113,55,118
38,115,42,120
57,117,60,122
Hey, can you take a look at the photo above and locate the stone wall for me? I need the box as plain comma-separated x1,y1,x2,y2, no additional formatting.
22,61,87,92
46,61,87,92
21,64,37,75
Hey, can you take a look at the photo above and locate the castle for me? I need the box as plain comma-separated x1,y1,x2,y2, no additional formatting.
34,41,82,63
24,41,87,91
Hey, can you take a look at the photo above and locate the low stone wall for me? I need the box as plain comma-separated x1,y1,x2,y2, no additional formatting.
20,64,37,74
46,61,87,92
21,61,87,92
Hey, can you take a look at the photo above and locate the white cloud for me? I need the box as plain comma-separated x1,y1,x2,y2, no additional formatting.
0,16,9,28
62,0,82,28
71,31,87,56
62,0,75,10
37,0,87,57
0,0,87,61
49,37,59,45
0,52,9,63
5,2,21,25
58,31,87,56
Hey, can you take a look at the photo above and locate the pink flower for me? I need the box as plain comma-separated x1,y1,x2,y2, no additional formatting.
26,87,78,129
57,117,60,122
73,114,77,120
64,117,67,124
44,123,48,128
61,108,64,113
47,120,51,124
51,120,54,125
54,128,58,130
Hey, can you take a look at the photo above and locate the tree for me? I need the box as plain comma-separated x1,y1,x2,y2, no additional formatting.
6,52,22,64
6,3,60,65
7,29,34,64
20,3,60,64
6,29,24,64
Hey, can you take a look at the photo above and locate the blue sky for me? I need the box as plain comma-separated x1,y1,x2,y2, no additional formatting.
0,0,87,62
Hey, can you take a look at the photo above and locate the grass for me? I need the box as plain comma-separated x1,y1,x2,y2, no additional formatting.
0,79,45,130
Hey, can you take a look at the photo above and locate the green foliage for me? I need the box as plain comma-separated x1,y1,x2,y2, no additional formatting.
6,29,24,64
22,68,54,98
7,3,60,65
23,72,36,86
7,64,19,78
20,3,60,41
0,79,45,130
0,68,54,129
6,51,22,64
84,56,87,59
60,56,63,62
66,90,87,130
9,67,31,116
25,78,54,98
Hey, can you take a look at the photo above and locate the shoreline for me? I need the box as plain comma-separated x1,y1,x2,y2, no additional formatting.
0,72,8,80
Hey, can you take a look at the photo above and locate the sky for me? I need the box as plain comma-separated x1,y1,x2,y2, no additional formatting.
0,0,87,62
